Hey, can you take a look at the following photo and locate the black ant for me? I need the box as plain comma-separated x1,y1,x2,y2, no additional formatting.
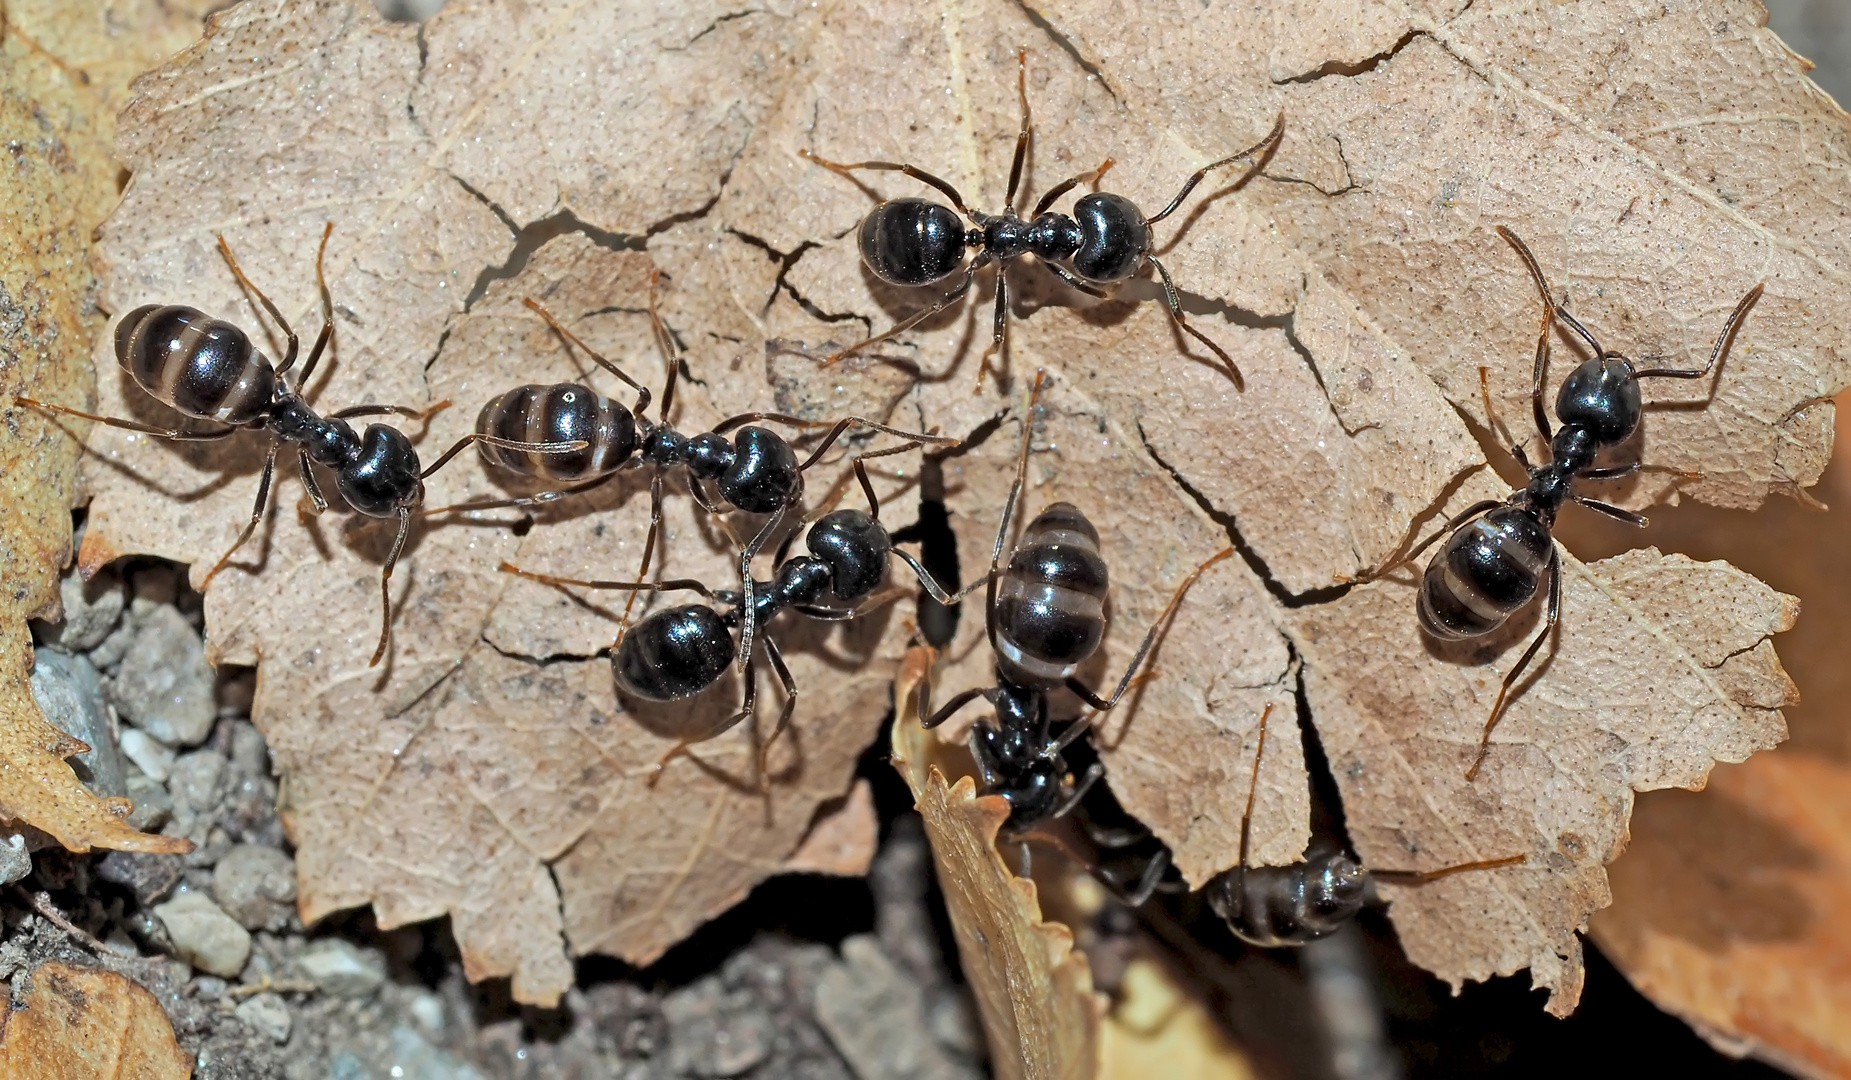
499,452,969,790
914,371,1235,837
442,274,957,664
1377,226,1762,780
1206,704,1526,946
801,48,1283,392
13,225,586,667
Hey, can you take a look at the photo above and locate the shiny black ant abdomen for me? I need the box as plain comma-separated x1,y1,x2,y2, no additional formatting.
802,49,1283,392
1385,225,1763,779
915,372,1234,832
15,225,586,667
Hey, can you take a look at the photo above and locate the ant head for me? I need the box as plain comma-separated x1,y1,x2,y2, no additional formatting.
716,427,799,514
338,424,421,518
1554,355,1642,446
805,509,890,604
858,197,970,287
1001,762,1063,827
1067,192,1152,284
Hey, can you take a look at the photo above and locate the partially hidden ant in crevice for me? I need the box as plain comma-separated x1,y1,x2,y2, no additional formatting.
455,272,958,667
13,224,587,668
1369,225,1762,780
1206,703,1527,946
801,48,1283,393
915,370,1236,841
499,453,970,795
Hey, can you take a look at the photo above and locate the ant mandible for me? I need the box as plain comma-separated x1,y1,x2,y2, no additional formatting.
915,371,1235,838
14,225,586,667
1386,226,1762,780
801,49,1283,392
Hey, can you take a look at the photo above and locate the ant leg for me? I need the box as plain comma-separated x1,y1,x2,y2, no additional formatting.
330,401,449,422
1573,497,1648,527
755,636,798,789
613,470,664,650
1496,226,1557,443
1465,546,1560,781
1120,847,1174,908
368,507,414,668
652,645,759,790
1347,499,1503,584
1371,853,1526,884
973,262,1008,395
712,412,956,460
293,223,337,392
921,687,989,730
821,261,984,367
1478,366,1532,468
497,562,716,599
1148,255,1244,391
797,150,977,219
199,439,279,590
1003,46,1031,212
1633,283,1765,382
417,473,617,517
1237,704,1275,876
523,297,653,416
297,447,328,514
417,431,590,480
734,502,791,679
217,233,299,374
1055,547,1236,749
890,549,983,607
1048,762,1106,822
1580,463,1639,481
12,397,240,442
1040,261,1110,299
1143,111,1285,225
1031,158,1116,218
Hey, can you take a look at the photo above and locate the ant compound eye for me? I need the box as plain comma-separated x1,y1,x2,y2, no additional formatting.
1068,193,1151,284
859,198,969,286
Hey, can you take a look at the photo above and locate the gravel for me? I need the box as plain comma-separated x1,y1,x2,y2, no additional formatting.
110,601,216,748
15,553,987,1080
30,646,126,797
297,939,388,998
154,889,253,978
213,844,297,931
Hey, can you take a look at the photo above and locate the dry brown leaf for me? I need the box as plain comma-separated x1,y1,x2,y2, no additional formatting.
0,0,205,853
1573,389,1851,1076
781,778,879,877
893,646,1105,1080
0,961,192,1080
74,0,1831,1011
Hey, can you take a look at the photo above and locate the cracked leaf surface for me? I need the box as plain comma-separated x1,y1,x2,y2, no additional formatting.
76,0,1828,1011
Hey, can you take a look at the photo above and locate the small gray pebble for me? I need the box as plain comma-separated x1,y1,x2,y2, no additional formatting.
88,620,136,670
109,604,216,747
815,935,980,1080
43,570,127,651
169,748,227,818
228,720,268,776
234,991,293,1044
297,939,386,998
153,889,252,978
120,728,176,784
386,1025,487,1080
212,844,296,932
30,648,126,797
0,836,29,886
664,976,776,1079
328,1051,374,1080
97,849,185,905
